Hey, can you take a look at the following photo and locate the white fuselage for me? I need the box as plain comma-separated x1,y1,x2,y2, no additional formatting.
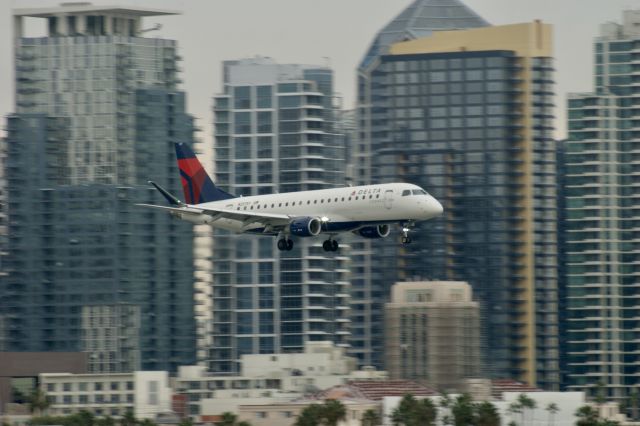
190,182,443,234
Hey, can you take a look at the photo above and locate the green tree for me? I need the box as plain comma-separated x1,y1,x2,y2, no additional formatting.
439,393,453,426
27,388,50,417
390,394,437,426
96,417,116,426
361,408,381,426
474,401,501,426
218,412,239,426
178,419,194,426
575,405,600,426
545,402,559,426
322,399,347,426
138,420,156,426
295,404,323,426
451,394,474,426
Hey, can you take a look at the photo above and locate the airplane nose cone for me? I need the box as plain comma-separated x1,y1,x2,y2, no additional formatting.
424,196,443,219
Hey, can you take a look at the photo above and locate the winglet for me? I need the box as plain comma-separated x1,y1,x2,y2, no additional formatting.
148,181,184,206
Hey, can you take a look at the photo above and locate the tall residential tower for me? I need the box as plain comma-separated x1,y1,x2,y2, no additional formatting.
565,10,640,401
209,57,350,374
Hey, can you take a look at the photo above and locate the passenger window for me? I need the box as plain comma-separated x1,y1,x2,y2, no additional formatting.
369,195,372,199
250,206,254,210
334,198,338,202
271,204,274,208
307,201,310,204
402,190,411,196
314,200,317,204
355,196,359,200
279,203,282,207
376,194,380,199
348,197,351,201
341,197,345,202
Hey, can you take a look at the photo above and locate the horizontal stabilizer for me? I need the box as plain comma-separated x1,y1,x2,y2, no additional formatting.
148,181,183,206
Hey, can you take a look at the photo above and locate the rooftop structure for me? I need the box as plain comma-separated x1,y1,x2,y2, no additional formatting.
359,0,489,69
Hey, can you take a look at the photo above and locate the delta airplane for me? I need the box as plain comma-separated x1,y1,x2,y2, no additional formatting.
138,143,443,252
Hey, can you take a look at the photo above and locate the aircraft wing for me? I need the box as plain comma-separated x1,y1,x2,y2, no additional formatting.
136,203,292,232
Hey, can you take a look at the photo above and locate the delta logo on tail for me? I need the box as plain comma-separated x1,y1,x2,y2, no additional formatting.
175,143,234,204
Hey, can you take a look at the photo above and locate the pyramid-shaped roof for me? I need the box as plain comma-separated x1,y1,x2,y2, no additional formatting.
360,0,490,69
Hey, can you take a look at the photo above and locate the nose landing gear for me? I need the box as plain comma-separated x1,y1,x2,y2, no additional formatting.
401,223,414,245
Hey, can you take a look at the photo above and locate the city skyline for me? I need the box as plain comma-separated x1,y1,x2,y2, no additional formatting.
0,0,637,146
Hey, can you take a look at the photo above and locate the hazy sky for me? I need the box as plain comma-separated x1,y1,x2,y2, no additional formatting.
1,0,638,144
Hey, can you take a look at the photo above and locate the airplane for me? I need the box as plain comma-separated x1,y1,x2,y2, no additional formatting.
137,143,443,252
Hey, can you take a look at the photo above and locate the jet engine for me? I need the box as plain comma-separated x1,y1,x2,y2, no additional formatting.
355,224,391,239
290,217,322,237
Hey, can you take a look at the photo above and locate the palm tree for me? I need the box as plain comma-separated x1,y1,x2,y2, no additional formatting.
295,404,323,426
516,394,535,425
361,408,381,426
322,399,347,426
218,412,239,426
474,401,500,426
27,388,50,417
507,401,522,425
96,417,116,426
391,394,417,426
451,394,474,426
575,405,600,426
545,402,559,426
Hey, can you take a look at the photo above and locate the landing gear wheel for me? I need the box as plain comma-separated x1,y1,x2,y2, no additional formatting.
323,239,339,252
402,236,412,244
277,239,287,251
286,238,294,251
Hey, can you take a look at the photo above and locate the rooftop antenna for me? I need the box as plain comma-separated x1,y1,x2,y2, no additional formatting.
139,23,162,34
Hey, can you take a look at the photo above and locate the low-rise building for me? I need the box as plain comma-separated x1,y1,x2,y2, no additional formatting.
174,342,387,420
39,371,171,420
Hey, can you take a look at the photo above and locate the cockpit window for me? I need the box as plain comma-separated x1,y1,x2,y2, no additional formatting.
412,190,423,195
402,190,411,196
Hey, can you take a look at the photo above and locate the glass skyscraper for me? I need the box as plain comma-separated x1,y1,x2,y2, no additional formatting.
209,57,350,374
356,20,559,388
350,0,490,370
565,10,640,401
2,4,197,372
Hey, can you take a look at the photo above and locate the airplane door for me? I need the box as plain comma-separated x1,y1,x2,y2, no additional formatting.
384,189,394,210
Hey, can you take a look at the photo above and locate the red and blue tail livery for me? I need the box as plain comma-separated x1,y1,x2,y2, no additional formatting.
175,143,235,204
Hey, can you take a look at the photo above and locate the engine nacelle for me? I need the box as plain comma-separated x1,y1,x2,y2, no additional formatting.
172,212,213,225
356,224,391,239
289,217,322,237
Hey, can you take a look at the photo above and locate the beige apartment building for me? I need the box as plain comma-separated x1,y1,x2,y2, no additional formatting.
384,281,481,392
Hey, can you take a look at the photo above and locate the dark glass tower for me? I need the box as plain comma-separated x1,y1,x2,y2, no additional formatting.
2,5,197,372
356,21,559,388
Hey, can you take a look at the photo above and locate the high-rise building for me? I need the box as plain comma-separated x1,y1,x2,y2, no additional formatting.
2,4,197,372
385,281,480,392
350,0,489,370
357,19,559,388
209,57,350,374
565,10,640,401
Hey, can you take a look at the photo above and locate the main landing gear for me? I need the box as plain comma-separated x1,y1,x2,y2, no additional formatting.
323,239,339,252
277,237,294,251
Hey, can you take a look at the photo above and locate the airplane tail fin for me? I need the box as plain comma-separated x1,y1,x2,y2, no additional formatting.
175,142,236,204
